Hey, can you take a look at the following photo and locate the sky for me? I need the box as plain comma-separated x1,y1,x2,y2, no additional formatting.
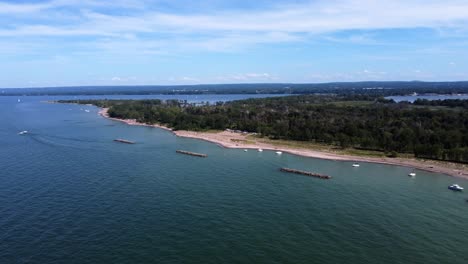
1,0,468,88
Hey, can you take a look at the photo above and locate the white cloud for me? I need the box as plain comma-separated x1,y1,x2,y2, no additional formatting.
306,69,390,82
323,33,380,45
110,76,137,82
0,25,118,37
0,1,50,13
158,73,278,84
216,73,277,82
128,1,468,35
0,0,144,14
167,76,199,82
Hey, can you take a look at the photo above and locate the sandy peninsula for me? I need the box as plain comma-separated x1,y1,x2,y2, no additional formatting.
99,108,468,179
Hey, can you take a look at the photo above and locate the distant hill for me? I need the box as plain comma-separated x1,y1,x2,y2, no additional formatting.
2,81,468,96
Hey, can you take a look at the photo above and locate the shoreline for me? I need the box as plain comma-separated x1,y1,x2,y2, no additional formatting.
98,108,468,179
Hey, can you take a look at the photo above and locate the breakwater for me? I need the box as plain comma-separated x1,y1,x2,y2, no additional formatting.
280,167,332,179
176,150,208,158
114,139,135,144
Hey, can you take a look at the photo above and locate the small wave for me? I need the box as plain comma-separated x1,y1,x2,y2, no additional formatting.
28,133,108,151
27,133,145,155
42,134,104,144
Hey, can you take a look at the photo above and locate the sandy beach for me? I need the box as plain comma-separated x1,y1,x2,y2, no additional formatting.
99,108,468,179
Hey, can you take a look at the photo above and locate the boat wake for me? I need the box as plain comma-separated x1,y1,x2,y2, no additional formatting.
27,133,107,150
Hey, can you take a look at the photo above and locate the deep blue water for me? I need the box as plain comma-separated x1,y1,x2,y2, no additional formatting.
1,95,468,264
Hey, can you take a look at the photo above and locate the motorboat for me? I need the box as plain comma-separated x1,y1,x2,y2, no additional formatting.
18,130,28,135
352,163,360,167
258,149,263,152
408,172,416,177
276,151,283,155
448,184,464,191
244,149,248,152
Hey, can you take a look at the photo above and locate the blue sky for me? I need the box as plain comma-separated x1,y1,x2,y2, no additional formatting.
1,0,468,87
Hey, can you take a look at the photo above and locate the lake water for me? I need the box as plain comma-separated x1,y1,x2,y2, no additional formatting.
388,94,468,102
15,94,286,104
1,95,468,264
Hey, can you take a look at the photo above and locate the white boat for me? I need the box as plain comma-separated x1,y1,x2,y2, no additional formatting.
244,149,248,152
258,148,263,152
448,184,464,191
408,172,416,177
276,151,283,155
17,99,21,103
18,130,28,135
84,110,90,113
352,163,360,167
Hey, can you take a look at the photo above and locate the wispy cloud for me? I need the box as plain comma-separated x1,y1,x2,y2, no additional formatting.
323,33,380,45
306,69,389,82
2,0,468,39
0,1,50,13
0,0,145,14
0,0,466,59
215,73,277,82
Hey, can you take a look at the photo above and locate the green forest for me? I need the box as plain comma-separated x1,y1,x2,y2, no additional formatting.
60,95,468,163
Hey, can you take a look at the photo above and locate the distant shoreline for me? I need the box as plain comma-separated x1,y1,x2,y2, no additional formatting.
98,107,468,179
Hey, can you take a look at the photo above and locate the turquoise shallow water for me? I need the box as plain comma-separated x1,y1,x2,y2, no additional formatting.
1,96,468,264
